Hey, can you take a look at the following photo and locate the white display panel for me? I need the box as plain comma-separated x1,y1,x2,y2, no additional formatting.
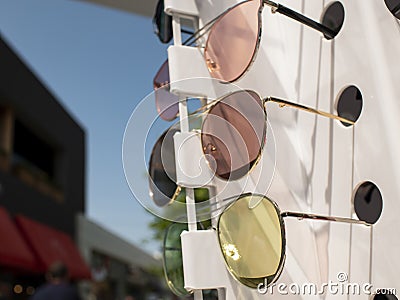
166,0,400,298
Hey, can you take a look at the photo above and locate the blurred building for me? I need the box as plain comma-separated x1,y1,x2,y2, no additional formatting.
0,35,164,300
76,215,164,300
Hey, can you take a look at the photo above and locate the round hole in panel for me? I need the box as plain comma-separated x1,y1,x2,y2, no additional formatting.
353,181,383,224
321,1,345,39
373,291,398,300
384,0,400,19
336,85,363,127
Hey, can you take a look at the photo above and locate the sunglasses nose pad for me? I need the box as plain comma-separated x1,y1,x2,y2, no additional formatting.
206,59,220,72
203,152,217,176
203,142,217,152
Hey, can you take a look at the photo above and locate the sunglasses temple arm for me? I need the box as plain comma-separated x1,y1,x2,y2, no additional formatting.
263,0,336,39
181,28,194,35
183,7,229,46
265,97,354,125
281,211,371,226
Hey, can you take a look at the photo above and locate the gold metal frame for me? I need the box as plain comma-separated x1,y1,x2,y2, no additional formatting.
199,89,354,181
149,87,355,206
215,193,371,289
187,0,337,83
153,0,340,120
203,0,263,83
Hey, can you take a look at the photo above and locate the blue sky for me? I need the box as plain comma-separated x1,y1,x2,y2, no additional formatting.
0,0,169,255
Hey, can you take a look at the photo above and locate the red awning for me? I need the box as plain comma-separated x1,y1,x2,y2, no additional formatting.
0,207,37,271
15,215,91,280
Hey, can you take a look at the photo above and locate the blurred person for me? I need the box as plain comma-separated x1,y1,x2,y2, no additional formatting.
30,261,81,300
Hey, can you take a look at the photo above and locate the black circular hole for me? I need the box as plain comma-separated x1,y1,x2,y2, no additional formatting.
353,181,383,224
384,0,400,19
373,291,398,300
321,2,345,39
337,85,363,127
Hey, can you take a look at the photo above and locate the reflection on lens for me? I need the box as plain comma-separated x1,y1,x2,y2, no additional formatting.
204,0,260,82
217,194,283,288
153,60,179,121
149,128,179,206
163,222,190,296
201,90,265,181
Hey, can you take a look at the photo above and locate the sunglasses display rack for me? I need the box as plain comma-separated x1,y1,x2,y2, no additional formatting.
164,1,276,299
163,1,250,299
151,0,400,299
165,3,238,300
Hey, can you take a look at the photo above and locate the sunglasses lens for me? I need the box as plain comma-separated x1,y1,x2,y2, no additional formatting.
154,60,179,121
153,0,173,43
149,128,178,206
218,194,283,288
201,90,265,181
204,0,260,82
163,223,190,296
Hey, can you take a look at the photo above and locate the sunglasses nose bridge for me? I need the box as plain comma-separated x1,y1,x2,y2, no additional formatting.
206,58,220,73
